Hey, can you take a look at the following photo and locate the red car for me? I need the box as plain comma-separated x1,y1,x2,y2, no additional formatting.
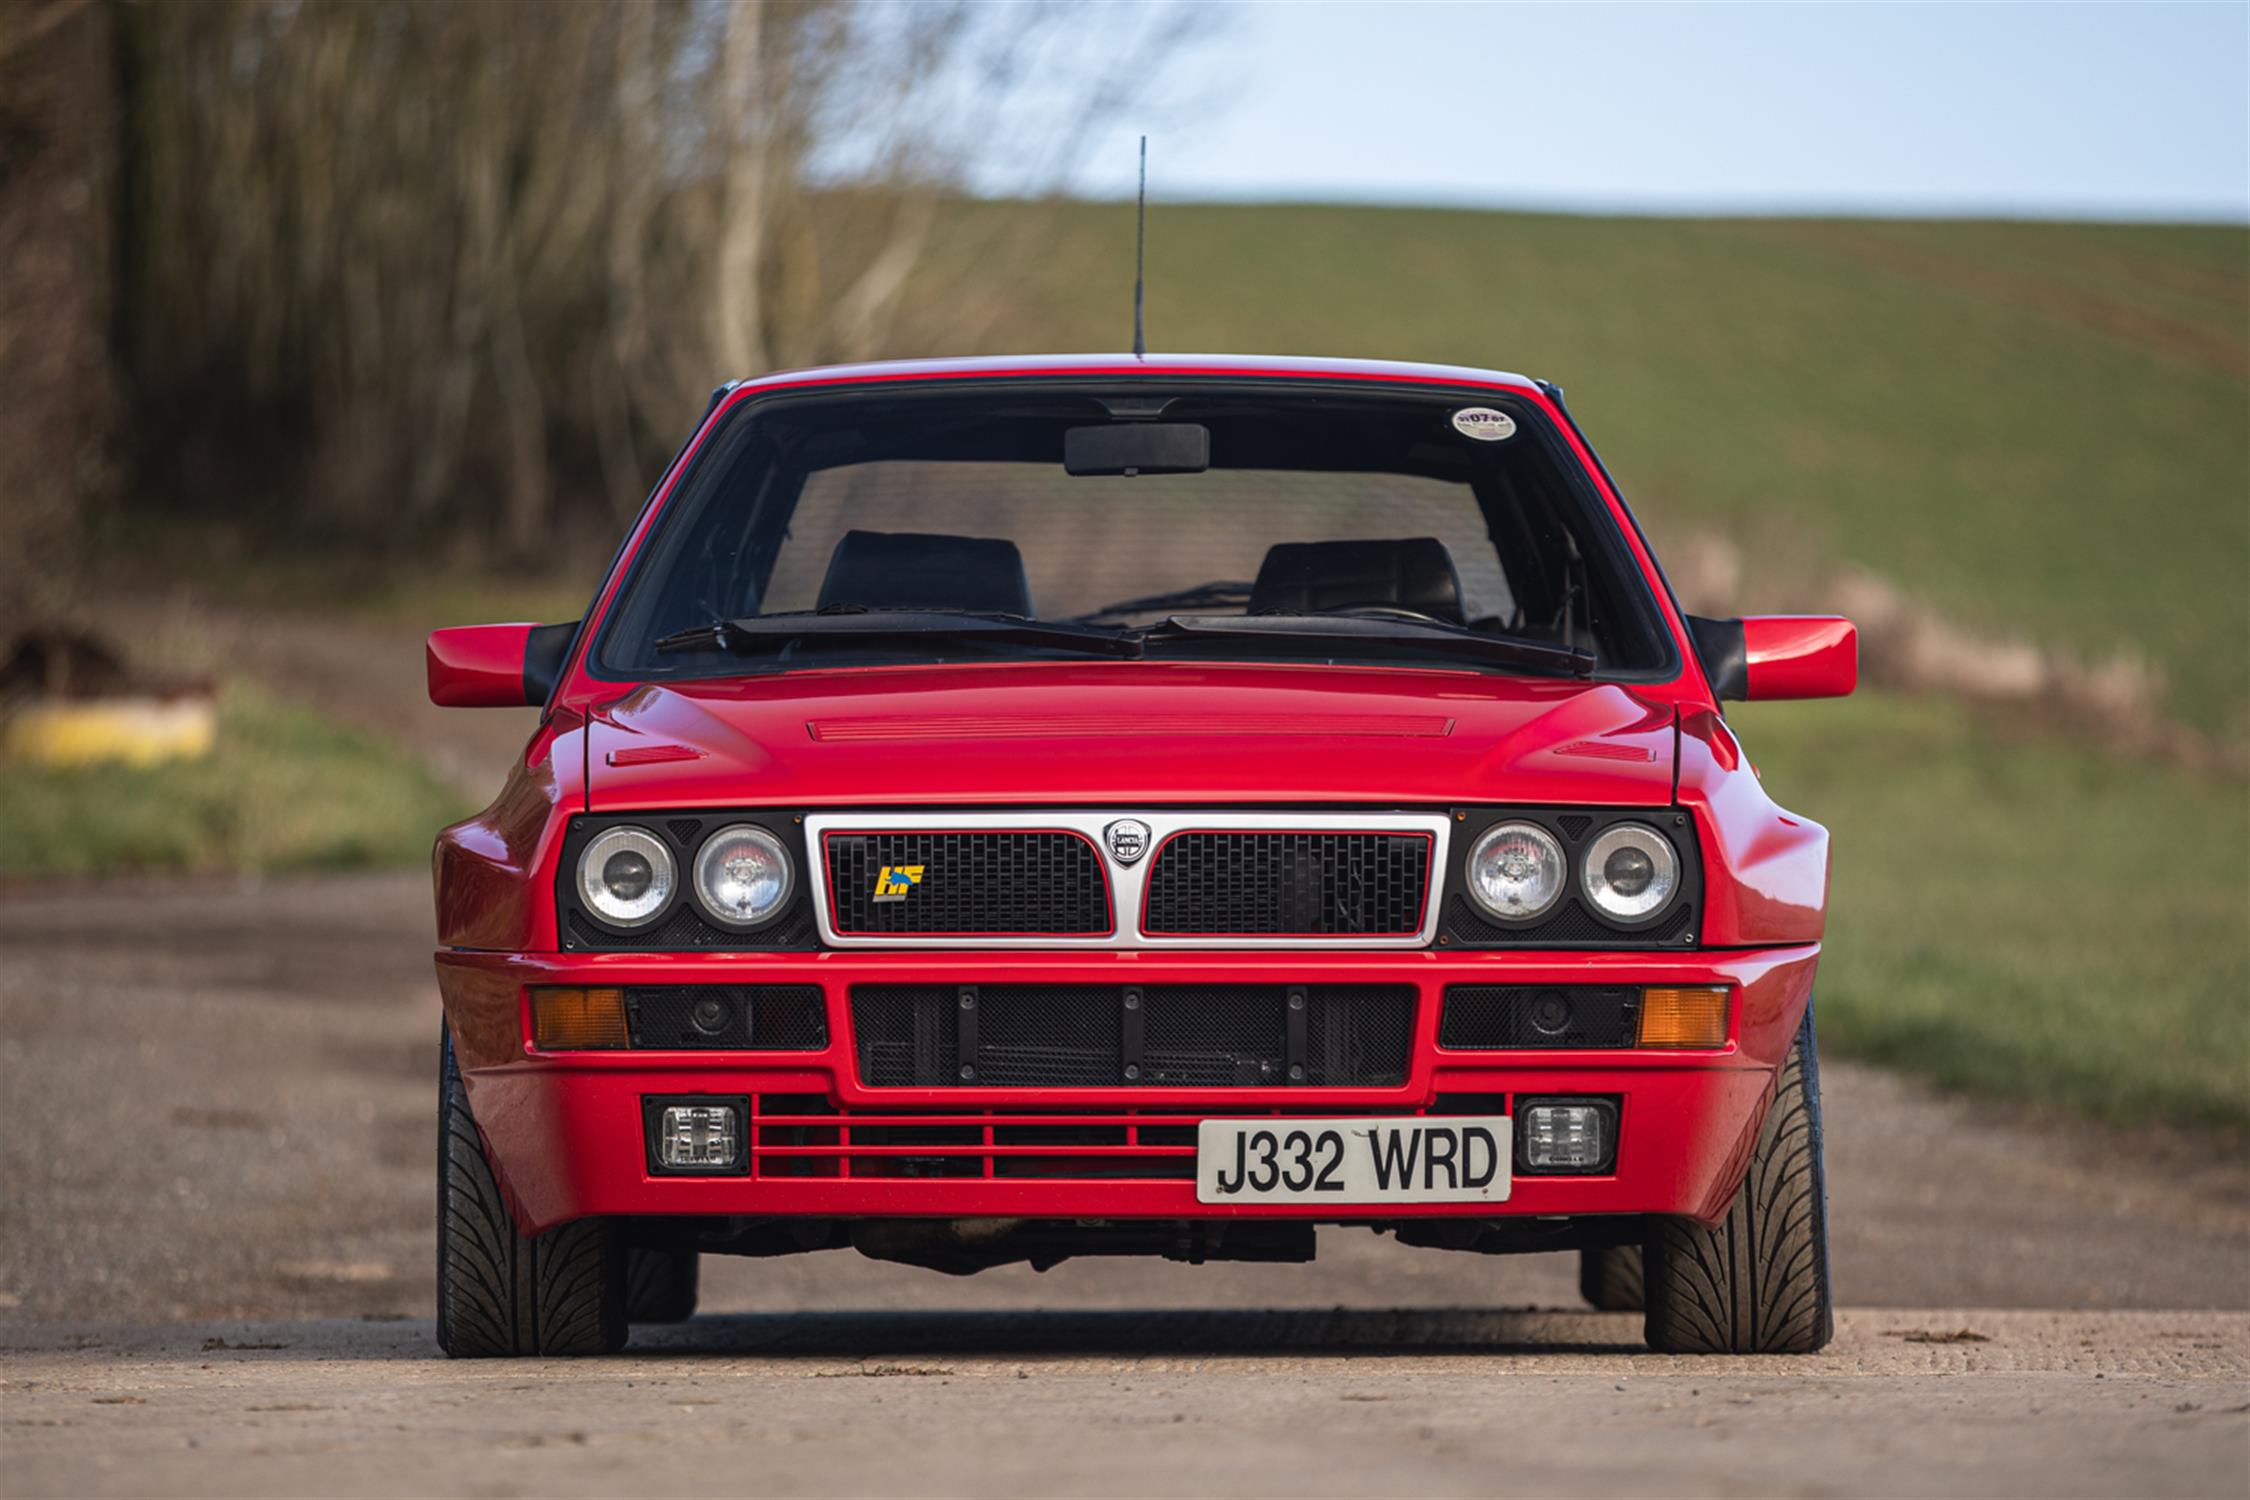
426,355,1856,1357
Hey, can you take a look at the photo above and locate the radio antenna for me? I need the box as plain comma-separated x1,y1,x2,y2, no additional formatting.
1131,135,1147,358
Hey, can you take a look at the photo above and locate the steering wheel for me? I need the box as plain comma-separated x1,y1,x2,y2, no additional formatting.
1313,601,1459,628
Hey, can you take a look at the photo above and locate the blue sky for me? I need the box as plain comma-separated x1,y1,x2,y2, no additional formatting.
1066,2,2250,222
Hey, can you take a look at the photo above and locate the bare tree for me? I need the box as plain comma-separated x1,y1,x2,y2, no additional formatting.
114,0,1214,557
0,0,116,643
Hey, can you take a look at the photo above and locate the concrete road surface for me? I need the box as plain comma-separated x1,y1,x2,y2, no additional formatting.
3,874,2247,1497
5,1310,2246,1498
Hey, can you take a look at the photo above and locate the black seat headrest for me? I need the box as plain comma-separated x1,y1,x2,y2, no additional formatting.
1249,537,1466,623
816,530,1035,617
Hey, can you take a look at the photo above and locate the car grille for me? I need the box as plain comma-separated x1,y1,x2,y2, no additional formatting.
748,1097,1451,1181
1141,831,1433,937
823,830,1111,936
851,983,1415,1088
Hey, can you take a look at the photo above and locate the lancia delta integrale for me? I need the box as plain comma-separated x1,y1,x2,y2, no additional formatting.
425,355,1857,1357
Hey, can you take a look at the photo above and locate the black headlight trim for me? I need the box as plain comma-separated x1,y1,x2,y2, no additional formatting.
558,811,821,951
1438,808,1701,950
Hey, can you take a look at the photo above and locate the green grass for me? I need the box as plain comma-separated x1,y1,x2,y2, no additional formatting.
112,202,2250,732
60,202,2250,1132
954,202,2250,735
1735,691,2249,1133
0,682,471,878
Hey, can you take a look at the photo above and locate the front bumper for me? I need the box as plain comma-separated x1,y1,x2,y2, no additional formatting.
436,947,1819,1236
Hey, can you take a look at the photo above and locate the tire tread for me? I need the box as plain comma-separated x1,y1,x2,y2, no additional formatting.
624,1247,701,1324
1579,1244,1645,1311
1643,1006,1834,1354
436,1032,626,1357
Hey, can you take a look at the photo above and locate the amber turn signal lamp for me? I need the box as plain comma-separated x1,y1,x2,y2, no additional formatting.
1637,986,1728,1049
532,986,628,1050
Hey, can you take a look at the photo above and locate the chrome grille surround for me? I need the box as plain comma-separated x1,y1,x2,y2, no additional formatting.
804,811,1452,950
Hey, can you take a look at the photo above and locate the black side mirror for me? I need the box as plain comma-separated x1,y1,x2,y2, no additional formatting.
524,621,579,705
1686,615,1748,701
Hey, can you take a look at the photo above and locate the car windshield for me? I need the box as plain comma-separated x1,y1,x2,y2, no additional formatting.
595,384,1674,681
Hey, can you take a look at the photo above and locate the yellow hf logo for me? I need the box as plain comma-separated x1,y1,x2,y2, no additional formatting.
871,864,925,903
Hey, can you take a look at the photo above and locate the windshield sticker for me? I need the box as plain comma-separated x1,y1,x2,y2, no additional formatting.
1451,407,1516,443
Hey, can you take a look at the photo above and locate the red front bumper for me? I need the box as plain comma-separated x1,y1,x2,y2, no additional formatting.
436,947,1819,1236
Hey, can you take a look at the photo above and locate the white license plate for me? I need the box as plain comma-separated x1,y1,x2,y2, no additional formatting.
1194,1116,1512,1204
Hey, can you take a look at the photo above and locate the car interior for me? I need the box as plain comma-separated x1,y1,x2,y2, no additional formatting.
595,386,1675,678
817,530,1039,617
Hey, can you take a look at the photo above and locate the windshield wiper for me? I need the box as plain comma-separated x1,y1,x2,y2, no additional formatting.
652,606,1591,676
1066,580,1255,624
1143,613,1596,678
653,610,1144,660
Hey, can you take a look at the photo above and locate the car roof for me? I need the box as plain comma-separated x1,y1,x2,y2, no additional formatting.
722,353,1547,397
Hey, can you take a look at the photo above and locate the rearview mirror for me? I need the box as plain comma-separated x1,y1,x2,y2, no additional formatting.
426,621,578,708
1064,422,1209,476
1687,615,1857,702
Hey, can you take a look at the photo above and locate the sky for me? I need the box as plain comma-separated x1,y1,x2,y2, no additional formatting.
1062,2,2250,222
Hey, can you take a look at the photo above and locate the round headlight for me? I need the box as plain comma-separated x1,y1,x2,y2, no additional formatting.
578,826,675,928
692,825,793,928
1581,823,1680,921
1466,822,1566,921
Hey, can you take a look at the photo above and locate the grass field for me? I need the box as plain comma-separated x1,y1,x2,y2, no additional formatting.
53,202,2250,1130
969,203,2250,736
128,203,2250,738
1737,692,2247,1133
0,682,469,878
970,204,2250,1128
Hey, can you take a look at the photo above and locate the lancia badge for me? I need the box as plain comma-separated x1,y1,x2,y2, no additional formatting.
1103,818,1151,865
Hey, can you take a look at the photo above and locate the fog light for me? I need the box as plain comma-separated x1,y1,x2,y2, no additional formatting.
1518,1099,1617,1173
653,1102,744,1172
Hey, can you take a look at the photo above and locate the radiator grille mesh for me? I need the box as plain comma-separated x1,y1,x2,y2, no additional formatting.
852,984,1414,1088
1143,831,1431,936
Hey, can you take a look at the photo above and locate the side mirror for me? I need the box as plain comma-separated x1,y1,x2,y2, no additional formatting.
426,622,578,708
1687,615,1857,702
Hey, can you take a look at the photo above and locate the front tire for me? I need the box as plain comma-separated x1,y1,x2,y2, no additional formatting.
1642,1006,1834,1354
436,1030,628,1358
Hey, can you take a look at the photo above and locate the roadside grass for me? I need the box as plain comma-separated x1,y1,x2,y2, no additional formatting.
973,202,2250,735
1736,691,2249,1134
0,681,470,878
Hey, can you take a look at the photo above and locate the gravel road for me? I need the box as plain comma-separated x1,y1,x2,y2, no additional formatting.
2,873,2246,1496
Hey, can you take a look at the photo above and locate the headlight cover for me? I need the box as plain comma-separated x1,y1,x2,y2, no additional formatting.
692,824,793,928
1466,821,1567,921
577,825,676,929
1581,823,1680,921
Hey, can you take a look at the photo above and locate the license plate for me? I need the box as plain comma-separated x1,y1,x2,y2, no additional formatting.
1194,1116,1512,1204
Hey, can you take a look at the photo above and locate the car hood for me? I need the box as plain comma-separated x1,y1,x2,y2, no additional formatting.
583,662,1676,811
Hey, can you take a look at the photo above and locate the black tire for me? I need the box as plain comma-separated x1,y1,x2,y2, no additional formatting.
1579,1244,1645,1311
1643,1006,1835,1354
436,1030,628,1358
624,1247,700,1324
